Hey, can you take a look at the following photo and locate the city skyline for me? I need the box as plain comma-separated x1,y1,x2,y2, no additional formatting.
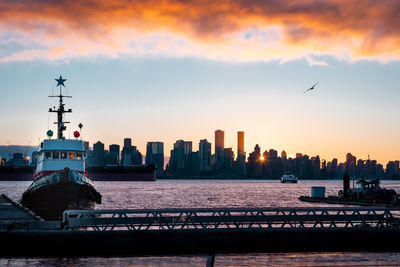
1,1,400,165
1,130,398,170
3,134,398,180
1,126,400,167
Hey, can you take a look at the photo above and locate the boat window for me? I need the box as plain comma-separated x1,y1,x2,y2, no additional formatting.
69,152,75,159
61,152,67,159
76,152,82,160
45,151,52,159
53,151,59,159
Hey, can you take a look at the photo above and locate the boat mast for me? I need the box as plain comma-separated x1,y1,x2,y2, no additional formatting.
49,75,72,139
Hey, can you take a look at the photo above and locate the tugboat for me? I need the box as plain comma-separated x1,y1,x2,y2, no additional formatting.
20,76,101,220
299,173,399,207
281,172,298,183
338,178,397,202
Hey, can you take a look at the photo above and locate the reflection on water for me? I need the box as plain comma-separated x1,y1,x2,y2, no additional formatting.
1,253,400,266
1,179,400,266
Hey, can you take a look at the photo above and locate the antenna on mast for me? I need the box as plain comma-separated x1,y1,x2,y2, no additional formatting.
48,75,72,139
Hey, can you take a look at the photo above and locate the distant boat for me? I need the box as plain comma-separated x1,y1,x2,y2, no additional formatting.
281,172,298,183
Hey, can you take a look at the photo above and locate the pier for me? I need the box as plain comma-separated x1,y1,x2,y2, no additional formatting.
1,194,400,256
0,194,43,231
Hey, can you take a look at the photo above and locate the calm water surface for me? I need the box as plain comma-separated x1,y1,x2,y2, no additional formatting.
1,179,400,266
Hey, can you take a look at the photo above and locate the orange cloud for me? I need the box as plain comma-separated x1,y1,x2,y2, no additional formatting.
1,0,400,63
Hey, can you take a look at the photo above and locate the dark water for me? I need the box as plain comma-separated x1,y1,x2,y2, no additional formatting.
1,179,400,266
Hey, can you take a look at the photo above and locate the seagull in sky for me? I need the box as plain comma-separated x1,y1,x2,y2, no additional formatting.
303,82,318,93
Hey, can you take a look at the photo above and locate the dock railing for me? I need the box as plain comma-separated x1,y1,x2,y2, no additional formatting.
62,207,400,231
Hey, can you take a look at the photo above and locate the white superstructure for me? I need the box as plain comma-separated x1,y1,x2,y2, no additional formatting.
35,139,86,177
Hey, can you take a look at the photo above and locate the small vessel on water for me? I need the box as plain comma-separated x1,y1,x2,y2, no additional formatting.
299,174,399,207
20,76,101,219
338,178,397,202
281,172,298,183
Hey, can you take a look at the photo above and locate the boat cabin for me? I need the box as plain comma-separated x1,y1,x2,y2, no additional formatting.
35,139,86,179
354,178,381,190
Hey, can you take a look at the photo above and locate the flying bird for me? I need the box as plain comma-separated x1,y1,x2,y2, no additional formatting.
304,82,319,93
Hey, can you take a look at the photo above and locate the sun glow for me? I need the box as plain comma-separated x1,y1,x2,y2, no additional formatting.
260,156,264,161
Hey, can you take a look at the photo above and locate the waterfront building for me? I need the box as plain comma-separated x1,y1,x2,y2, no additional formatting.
120,138,142,166
237,131,244,159
199,139,211,171
168,140,192,175
31,151,39,165
345,152,357,177
321,159,327,178
386,161,396,179
236,131,246,175
223,148,234,173
11,153,23,166
184,141,193,174
106,144,120,165
122,146,142,166
327,158,338,178
93,141,105,166
312,156,321,178
86,149,95,166
171,140,185,172
124,138,132,149
191,151,200,175
121,138,142,166
146,142,164,175
215,130,224,168
356,159,364,178
247,144,261,177
83,141,89,152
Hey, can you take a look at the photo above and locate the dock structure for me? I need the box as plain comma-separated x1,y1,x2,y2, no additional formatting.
1,194,400,256
62,207,400,231
0,194,42,231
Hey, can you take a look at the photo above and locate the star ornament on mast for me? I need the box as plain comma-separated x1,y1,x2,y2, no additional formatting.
55,75,67,87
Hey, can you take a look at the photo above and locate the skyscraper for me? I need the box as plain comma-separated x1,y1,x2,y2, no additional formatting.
199,139,211,171
121,138,142,166
93,141,105,166
124,138,132,149
146,142,164,176
108,144,120,165
215,130,224,167
169,140,185,175
83,141,89,152
237,131,244,159
223,148,234,172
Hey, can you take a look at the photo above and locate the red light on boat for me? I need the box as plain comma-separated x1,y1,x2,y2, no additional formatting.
74,131,80,138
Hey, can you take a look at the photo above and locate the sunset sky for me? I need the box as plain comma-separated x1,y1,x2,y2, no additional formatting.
0,0,399,164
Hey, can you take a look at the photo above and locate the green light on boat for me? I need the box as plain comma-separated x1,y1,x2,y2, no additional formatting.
47,130,53,137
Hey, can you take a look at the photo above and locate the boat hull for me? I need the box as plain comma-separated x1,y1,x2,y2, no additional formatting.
281,179,298,183
299,195,400,207
20,168,101,220
86,165,156,181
